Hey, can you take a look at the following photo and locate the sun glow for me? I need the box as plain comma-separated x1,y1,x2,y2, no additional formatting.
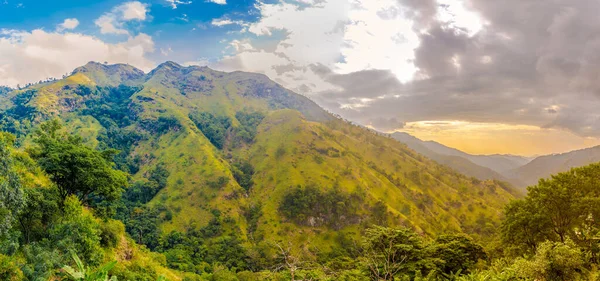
400,121,600,156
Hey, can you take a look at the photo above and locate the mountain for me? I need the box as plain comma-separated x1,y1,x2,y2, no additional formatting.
509,145,600,187
390,132,508,182
0,62,518,271
391,132,600,192
391,132,531,183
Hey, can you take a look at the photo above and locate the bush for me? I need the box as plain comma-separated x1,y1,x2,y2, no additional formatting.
100,219,125,248
514,240,584,281
0,254,24,281
49,196,104,265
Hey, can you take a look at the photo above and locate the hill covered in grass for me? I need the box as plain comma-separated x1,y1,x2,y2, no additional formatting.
0,62,519,278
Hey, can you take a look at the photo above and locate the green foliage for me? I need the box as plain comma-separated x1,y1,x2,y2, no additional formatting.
361,226,431,280
21,244,63,280
242,203,262,237
30,120,128,204
190,112,232,149
62,252,117,281
233,111,265,146
502,163,600,257
513,240,584,281
49,196,104,265
430,234,487,275
123,206,162,250
17,187,60,243
140,115,182,136
0,133,26,237
0,90,38,138
231,160,254,191
279,185,362,229
157,213,250,274
99,220,124,248
0,254,24,281
501,199,551,255
207,176,230,189
81,85,141,128
123,163,170,204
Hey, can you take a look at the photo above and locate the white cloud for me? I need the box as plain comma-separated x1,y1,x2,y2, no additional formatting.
207,0,226,5
120,1,148,20
95,15,129,35
214,0,417,95
160,46,173,56
0,29,155,87
211,18,245,27
95,1,149,35
57,18,79,31
166,0,192,9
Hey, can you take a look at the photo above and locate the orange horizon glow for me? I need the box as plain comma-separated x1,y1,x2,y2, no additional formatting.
397,121,600,156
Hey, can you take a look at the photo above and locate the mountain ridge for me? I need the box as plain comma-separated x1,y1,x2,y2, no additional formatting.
0,61,525,279
391,131,600,191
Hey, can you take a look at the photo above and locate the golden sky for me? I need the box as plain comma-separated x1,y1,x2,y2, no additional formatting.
400,121,600,156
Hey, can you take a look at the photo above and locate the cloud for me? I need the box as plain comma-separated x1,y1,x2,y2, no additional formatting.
120,1,148,20
367,117,406,131
95,1,149,35
214,0,600,139
166,0,191,9
0,29,155,87
57,18,79,31
207,0,226,4
211,18,244,27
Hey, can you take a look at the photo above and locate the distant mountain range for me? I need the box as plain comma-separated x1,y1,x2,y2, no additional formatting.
391,132,600,191
507,146,600,187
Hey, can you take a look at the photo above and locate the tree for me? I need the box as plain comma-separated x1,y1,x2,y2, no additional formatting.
502,199,552,254
50,196,104,265
273,242,304,281
0,133,26,237
502,164,600,258
17,188,60,244
30,120,128,205
430,234,487,274
514,240,584,281
361,226,428,280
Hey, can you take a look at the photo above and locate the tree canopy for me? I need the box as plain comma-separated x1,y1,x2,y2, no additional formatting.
29,120,128,205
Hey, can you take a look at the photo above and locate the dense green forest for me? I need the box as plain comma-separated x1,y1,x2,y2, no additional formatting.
1,62,599,280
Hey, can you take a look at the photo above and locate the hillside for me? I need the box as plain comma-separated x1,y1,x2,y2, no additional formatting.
391,132,530,182
509,145,600,187
0,61,519,278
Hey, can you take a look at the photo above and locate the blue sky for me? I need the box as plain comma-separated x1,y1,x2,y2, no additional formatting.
2,0,600,155
0,0,267,64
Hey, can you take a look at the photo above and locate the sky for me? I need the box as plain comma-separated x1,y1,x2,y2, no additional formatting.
1,0,600,156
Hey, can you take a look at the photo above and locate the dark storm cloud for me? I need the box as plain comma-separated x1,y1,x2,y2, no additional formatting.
314,0,600,136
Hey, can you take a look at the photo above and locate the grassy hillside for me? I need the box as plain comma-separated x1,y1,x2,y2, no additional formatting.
0,62,517,271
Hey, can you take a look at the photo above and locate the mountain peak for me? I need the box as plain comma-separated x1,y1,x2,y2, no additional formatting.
156,61,183,70
72,61,145,85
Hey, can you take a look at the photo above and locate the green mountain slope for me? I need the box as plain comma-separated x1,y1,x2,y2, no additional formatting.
0,61,517,251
